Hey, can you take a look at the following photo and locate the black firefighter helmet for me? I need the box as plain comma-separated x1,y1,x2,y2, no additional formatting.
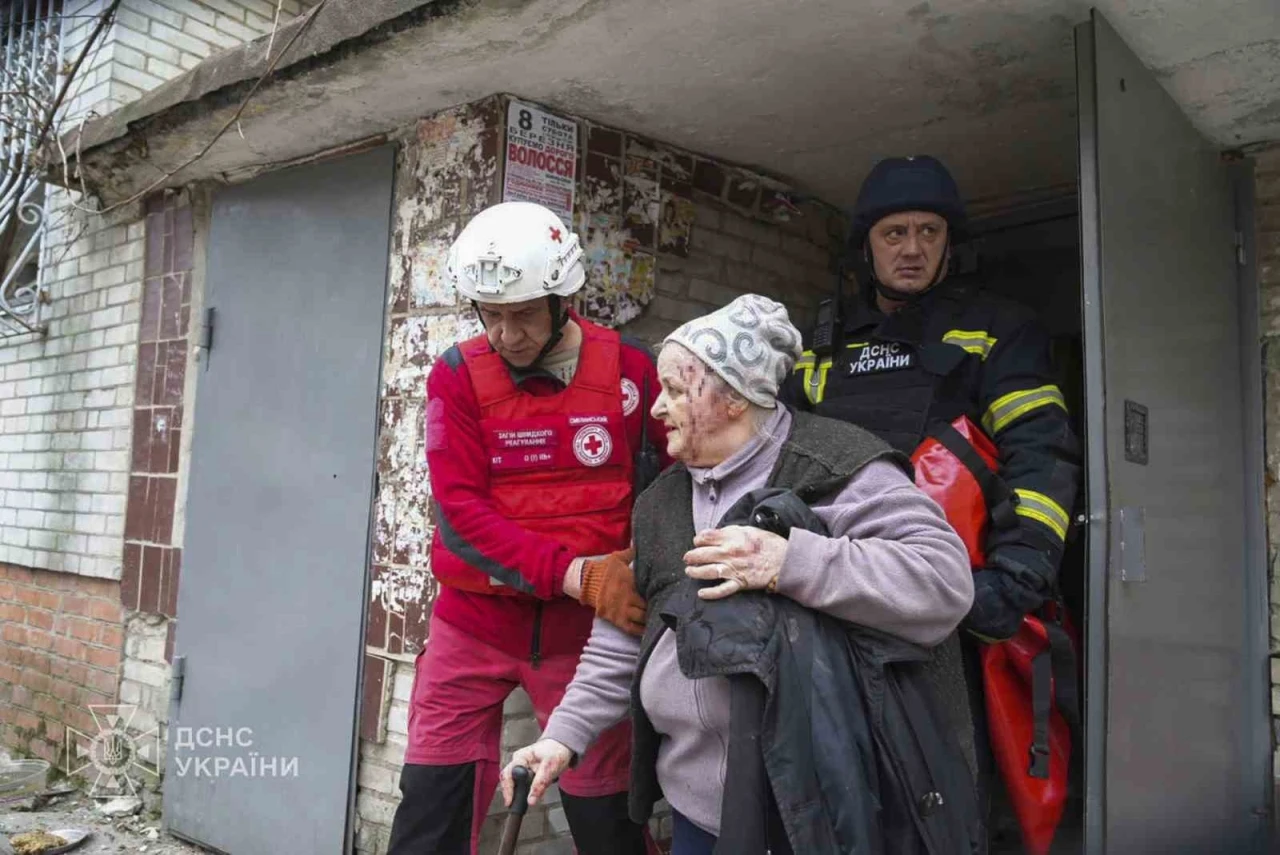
849,155,968,302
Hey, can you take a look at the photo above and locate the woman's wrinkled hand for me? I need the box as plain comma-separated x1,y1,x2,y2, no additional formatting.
683,525,788,599
500,739,574,807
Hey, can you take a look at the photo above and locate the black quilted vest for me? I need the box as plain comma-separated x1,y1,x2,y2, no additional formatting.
626,409,904,823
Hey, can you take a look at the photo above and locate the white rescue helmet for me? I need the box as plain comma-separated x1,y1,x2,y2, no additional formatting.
446,202,585,304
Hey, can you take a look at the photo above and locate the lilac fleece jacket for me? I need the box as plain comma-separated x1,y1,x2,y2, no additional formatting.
542,407,973,835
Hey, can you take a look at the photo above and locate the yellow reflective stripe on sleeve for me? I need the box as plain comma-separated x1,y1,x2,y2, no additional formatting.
982,384,1067,434
794,349,832,404
1013,488,1070,541
802,358,833,405
941,329,998,360
845,341,869,349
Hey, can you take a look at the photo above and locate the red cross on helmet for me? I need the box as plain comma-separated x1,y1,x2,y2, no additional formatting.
446,202,585,303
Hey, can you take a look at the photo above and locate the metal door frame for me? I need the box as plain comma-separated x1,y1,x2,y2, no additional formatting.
1075,20,1109,851
1076,12,1273,852
1232,158,1274,845
342,150,395,854
164,146,395,855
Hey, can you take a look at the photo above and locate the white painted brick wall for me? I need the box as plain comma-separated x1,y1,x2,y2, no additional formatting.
10,1,321,577
118,613,173,787
112,0,319,104
0,189,143,579
5,4,318,781
60,0,319,125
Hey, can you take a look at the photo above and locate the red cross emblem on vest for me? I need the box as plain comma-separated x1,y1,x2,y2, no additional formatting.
572,424,612,467
550,227,562,243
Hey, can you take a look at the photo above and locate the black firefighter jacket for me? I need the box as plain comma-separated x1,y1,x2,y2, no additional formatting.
782,281,1082,634
655,488,983,855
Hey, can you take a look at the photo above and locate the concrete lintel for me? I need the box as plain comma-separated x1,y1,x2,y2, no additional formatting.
59,0,1280,213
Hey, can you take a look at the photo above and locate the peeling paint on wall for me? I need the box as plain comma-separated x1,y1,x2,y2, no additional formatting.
660,193,696,255
572,126,673,327
568,112,810,330
378,398,425,479
369,98,501,651
404,228,459,310
388,102,500,315
426,314,484,360
371,548,436,616
383,315,431,398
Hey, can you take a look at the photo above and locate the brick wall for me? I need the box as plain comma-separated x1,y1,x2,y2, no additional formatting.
0,0,297,772
15,1,321,577
121,193,194,620
0,563,124,766
1,197,143,579
117,612,172,759
624,197,836,345
61,0,319,125
1258,147,1280,788
355,95,842,854
59,1,118,127
576,117,840,346
112,0,319,101
112,190,199,787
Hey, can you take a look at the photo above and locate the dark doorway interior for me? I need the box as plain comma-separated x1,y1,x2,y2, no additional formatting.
963,201,1086,855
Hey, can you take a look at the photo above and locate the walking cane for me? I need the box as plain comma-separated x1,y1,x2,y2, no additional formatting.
498,765,532,855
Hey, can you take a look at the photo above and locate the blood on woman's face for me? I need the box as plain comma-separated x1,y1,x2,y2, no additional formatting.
651,344,739,467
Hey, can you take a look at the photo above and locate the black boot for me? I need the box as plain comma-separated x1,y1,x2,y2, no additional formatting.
387,762,475,855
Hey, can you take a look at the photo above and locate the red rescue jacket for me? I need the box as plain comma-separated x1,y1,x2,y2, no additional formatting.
431,322,635,594
426,313,667,659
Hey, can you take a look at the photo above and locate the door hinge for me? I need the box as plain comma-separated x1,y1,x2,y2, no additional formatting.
169,654,186,709
1235,231,1247,266
197,307,215,360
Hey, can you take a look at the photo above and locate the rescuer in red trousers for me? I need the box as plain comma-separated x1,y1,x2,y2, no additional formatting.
387,201,667,855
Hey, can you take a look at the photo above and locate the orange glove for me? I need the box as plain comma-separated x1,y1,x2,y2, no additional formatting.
580,548,647,637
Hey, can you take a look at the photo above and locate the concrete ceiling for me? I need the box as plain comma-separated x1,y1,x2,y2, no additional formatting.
72,0,1280,210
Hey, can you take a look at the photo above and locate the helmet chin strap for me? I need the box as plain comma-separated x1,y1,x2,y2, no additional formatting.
473,296,570,371
529,295,567,367
868,242,952,305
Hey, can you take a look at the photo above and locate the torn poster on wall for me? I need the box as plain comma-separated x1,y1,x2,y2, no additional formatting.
503,99,578,224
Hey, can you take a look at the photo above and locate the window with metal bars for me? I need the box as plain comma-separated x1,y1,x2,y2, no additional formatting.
0,0,63,338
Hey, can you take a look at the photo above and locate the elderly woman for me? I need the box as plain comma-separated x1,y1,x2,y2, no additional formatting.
503,295,976,855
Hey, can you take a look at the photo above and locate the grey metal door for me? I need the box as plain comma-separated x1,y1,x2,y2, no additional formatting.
1076,12,1269,853
164,148,394,854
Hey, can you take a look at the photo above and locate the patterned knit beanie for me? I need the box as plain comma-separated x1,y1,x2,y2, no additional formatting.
664,294,803,409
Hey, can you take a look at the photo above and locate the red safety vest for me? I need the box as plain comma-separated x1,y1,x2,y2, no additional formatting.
431,322,634,596
912,417,1079,855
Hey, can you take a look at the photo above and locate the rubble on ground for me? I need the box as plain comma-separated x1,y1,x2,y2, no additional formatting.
1,789,203,855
